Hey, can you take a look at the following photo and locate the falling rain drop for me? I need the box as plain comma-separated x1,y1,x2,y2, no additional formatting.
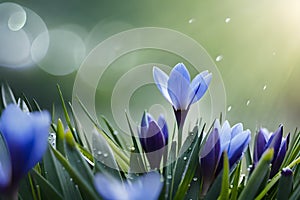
215,55,223,62
225,17,231,23
263,85,267,90
246,100,250,106
227,106,232,112
188,18,195,24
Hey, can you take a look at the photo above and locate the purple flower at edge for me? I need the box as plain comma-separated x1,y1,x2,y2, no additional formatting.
0,104,50,195
153,63,212,129
94,172,163,200
139,112,168,169
199,119,251,194
253,125,290,178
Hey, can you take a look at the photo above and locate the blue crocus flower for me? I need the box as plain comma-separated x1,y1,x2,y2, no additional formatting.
253,125,290,178
0,104,50,196
153,63,211,128
139,112,168,169
200,120,251,194
153,63,211,148
94,172,163,200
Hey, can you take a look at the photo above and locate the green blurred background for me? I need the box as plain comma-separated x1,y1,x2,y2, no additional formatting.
0,0,299,135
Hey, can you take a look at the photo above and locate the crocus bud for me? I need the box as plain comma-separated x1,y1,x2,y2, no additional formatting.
139,112,168,169
253,125,289,178
0,104,50,196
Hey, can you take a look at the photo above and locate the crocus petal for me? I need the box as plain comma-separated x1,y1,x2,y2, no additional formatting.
231,123,243,138
254,129,268,163
267,125,283,163
167,64,191,110
130,172,163,200
270,138,287,178
25,111,50,173
172,63,191,82
157,115,168,144
227,130,251,167
153,67,172,104
200,128,221,194
0,105,36,182
94,173,129,200
188,71,212,105
219,121,232,152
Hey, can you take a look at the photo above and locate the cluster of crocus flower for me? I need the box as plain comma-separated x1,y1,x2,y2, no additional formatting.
153,63,212,148
0,104,50,198
253,125,290,178
200,120,251,194
94,172,163,200
138,112,168,169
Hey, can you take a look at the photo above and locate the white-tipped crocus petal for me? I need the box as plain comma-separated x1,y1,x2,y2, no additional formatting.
153,67,172,104
167,65,191,110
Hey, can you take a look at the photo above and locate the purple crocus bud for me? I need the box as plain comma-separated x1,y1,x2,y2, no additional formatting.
139,112,168,169
200,128,221,195
253,125,289,178
94,172,163,200
199,119,250,195
153,63,212,129
0,104,50,196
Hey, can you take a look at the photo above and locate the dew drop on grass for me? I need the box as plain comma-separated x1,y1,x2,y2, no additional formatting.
183,156,187,161
215,55,223,62
97,151,102,155
167,175,172,179
103,153,108,158
193,177,198,181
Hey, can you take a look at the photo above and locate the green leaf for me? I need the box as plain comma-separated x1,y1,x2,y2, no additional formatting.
1,83,16,107
30,169,63,200
173,124,204,200
50,145,100,200
230,161,241,200
276,168,293,200
218,152,229,200
204,169,223,200
238,148,274,200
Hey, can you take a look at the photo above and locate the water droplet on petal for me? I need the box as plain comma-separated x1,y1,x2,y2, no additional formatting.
227,106,232,112
188,18,195,24
246,100,250,106
216,55,223,62
225,17,231,23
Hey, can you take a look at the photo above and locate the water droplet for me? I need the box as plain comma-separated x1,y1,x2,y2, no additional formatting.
188,184,191,187
215,55,223,62
225,17,231,23
167,175,172,179
130,146,135,152
113,130,118,135
97,151,102,155
103,153,108,157
227,106,232,112
263,85,267,90
188,18,195,24
70,178,73,182
188,147,192,151
246,100,250,106
193,177,198,181
183,156,187,161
